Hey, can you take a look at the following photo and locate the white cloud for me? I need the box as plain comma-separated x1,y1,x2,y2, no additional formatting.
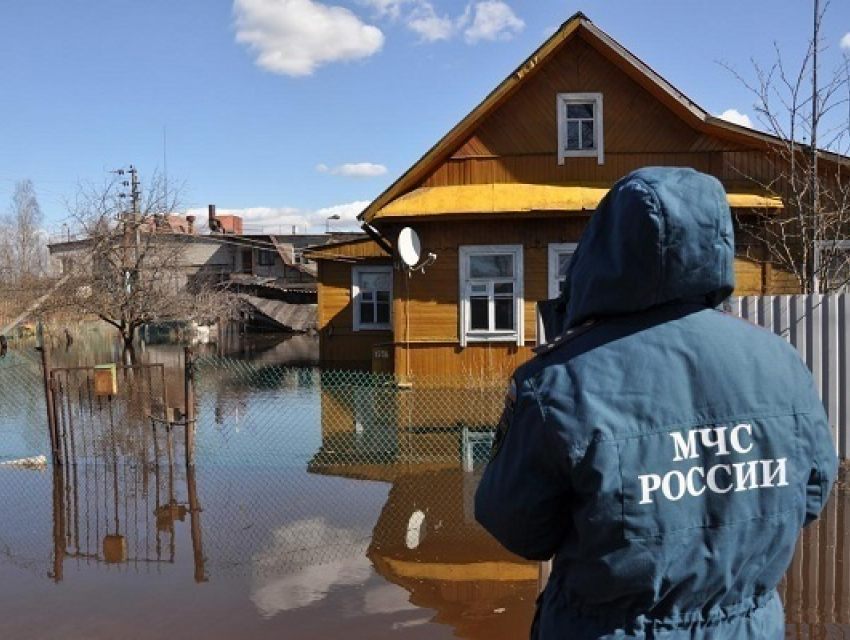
361,0,412,20
316,162,388,178
186,200,368,234
463,0,524,44
251,518,373,616
362,583,418,614
233,0,384,76
841,33,850,51
407,2,458,42
717,108,753,128
362,0,521,45
313,201,369,229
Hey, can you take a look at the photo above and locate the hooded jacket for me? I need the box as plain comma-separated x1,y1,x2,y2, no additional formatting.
475,167,838,639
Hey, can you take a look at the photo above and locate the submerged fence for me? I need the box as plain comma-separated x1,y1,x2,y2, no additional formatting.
730,295,850,457
1,324,850,635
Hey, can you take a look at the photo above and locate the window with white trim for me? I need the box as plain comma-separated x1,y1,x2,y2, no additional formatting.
548,243,578,299
815,240,850,292
459,245,524,346
353,266,393,330
557,93,604,165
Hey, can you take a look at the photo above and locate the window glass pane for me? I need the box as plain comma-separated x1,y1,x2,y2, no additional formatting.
361,302,375,324
376,291,390,303
470,283,488,294
470,297,489,330
824,250,850,291
557,252,573,277
359,272,391,291
376,303,390,324
470,254,513,278
494,299,514,330
581,121,595,149
567,103,593,119
494,282,513,295
566,121,579,149
362,291,374,302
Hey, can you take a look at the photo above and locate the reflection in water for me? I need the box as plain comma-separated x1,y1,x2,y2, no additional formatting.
1,329,849,638
2,457,850,637
251,518,373,616
367,469,538,638
46,455,206,583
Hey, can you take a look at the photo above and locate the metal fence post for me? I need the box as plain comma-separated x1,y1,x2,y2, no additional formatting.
38,340,62,466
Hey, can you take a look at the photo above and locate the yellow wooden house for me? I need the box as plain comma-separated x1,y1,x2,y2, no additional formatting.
306,12,839,380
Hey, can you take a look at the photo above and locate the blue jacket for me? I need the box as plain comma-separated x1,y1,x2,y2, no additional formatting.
475,167,838,639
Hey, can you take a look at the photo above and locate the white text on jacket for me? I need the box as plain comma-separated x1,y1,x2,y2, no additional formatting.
638,424,788,505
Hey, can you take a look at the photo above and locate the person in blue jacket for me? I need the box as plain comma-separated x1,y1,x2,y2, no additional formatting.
475,167,839,639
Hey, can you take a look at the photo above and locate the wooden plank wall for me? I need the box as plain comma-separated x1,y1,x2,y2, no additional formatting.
418,34,781,203
317,259,393,370
387,218,772,377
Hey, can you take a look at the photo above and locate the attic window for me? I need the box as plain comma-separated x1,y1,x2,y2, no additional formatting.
557,93,604,165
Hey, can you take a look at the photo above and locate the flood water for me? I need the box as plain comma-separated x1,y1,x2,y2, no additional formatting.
0,330,847,639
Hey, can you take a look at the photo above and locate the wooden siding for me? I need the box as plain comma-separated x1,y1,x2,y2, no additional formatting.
380,219,770,377
423,152,781,192
317,259,393,370
453,36,718,159
307,237,389,261
394,342,535,383
411,35,781,196
734,257,765,296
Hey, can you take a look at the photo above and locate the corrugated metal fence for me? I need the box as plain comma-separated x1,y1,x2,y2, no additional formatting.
729,295,850,458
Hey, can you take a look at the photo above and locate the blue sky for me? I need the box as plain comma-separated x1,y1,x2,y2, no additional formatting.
1,0,848,236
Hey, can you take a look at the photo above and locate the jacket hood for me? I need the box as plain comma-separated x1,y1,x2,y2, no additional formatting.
562,167,735,328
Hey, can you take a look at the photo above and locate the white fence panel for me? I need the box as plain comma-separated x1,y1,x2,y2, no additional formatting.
732,294,849,457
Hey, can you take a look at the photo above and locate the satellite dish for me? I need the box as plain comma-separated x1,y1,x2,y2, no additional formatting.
397,227,421,268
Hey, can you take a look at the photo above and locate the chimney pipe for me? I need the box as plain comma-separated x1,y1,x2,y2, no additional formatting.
208,204,221,233
186,215,196,234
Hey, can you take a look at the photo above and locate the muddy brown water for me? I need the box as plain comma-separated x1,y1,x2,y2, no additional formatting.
0,463,847,639
0,332,847,638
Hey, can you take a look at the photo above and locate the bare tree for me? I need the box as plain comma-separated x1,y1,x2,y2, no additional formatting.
726,0,850,293
51,169,241,350
1,179,47,284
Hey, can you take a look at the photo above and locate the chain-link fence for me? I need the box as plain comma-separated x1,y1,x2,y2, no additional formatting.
0,341,49,458
189,354,510,581
2,339,850,637
0,342,518,588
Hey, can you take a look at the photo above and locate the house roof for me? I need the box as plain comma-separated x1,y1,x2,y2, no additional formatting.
358,12,843,226
373,184,783,221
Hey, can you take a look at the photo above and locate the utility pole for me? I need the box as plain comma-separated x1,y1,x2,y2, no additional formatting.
810,0,820,292
114,165,140,295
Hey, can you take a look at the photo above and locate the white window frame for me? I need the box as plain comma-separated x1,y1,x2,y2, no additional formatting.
548,243,578,299
459,245,524,347
352,266,393,331
815,240,850,292
557,92,604,165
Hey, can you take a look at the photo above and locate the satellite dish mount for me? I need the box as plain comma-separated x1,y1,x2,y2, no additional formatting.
397,227,436,273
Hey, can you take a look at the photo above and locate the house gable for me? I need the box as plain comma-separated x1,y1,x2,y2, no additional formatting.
452,34,716,160
360,12,784,225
